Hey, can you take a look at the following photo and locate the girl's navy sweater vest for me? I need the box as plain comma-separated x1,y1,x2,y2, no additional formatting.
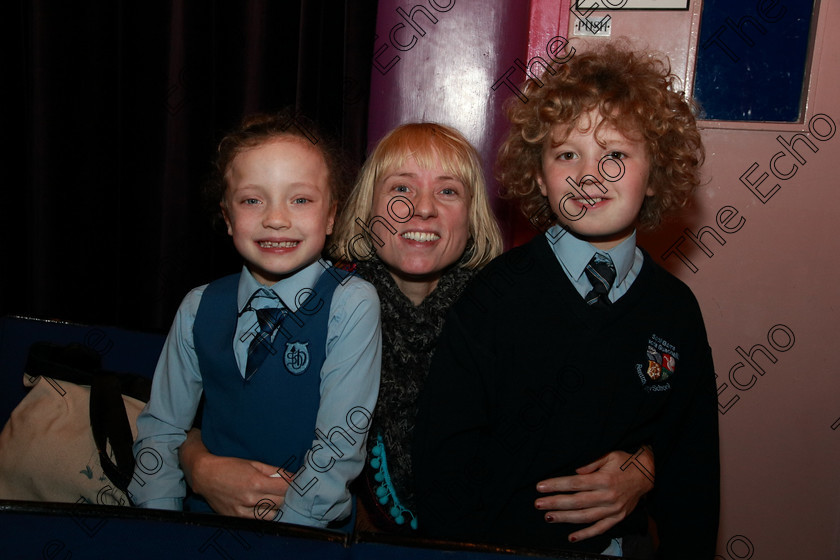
193,268,345,473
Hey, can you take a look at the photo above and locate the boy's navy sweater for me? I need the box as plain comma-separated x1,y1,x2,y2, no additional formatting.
414,235,720,559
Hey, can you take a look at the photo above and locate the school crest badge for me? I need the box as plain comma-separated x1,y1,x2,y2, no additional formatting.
284,341,310,375
635,334,679,392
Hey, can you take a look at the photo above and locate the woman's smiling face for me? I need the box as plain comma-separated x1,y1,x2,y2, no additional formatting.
370,154,471,293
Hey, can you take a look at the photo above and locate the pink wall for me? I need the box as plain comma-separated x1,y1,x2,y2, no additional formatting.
369,1,840,556
597,4,839,558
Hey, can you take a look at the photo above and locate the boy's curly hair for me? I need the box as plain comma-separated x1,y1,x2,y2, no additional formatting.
204,109,353,229
497,43,704,230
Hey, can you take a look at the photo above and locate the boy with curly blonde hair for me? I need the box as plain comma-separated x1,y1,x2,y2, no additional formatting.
414,44,719,559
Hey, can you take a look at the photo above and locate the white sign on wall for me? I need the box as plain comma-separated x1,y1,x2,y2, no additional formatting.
576,0,690,9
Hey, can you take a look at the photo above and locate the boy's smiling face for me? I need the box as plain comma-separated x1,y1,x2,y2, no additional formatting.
222,138,335,285
538,110,653,250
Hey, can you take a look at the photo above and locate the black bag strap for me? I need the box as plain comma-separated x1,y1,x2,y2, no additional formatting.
25,341,153,493
25,342,152,401
25,342,101,386
89,372,137,493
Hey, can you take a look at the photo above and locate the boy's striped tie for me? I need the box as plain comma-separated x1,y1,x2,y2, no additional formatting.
584,253,616,309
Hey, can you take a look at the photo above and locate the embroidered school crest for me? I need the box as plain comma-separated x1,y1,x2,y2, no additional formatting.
635,335,679,392
284,341,310,375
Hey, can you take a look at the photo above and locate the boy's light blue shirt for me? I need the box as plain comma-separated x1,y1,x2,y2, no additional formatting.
545,224,643,302
130,259,382,527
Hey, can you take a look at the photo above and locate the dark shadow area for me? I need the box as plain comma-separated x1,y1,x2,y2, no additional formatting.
6,1,377,332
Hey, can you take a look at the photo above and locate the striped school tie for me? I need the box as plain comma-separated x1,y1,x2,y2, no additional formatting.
584,253,616,309
245,306,285,380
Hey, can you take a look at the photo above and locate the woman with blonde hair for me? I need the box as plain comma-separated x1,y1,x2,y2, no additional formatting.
332,123,502,531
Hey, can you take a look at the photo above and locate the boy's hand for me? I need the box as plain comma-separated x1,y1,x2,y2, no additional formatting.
180,428,291,520
534,447,655,543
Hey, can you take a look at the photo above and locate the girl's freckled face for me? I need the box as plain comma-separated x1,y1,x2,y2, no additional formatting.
222,138,335,285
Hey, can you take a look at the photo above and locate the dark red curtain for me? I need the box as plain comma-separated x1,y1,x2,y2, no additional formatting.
6,0,377,332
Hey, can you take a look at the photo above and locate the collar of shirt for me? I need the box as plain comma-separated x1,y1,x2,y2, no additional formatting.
232,259,331,377
545,225,641,301
236,259,329,314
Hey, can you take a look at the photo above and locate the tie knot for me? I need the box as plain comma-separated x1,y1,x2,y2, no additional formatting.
244,288,284,334
584,253,616,307
245,304,286,380
254,307,284,334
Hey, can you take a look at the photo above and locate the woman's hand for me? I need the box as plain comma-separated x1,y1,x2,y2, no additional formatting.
534,447,654,543
180,428,292,520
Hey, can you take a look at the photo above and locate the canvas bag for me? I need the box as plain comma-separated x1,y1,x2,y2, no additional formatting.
0,342,150,505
